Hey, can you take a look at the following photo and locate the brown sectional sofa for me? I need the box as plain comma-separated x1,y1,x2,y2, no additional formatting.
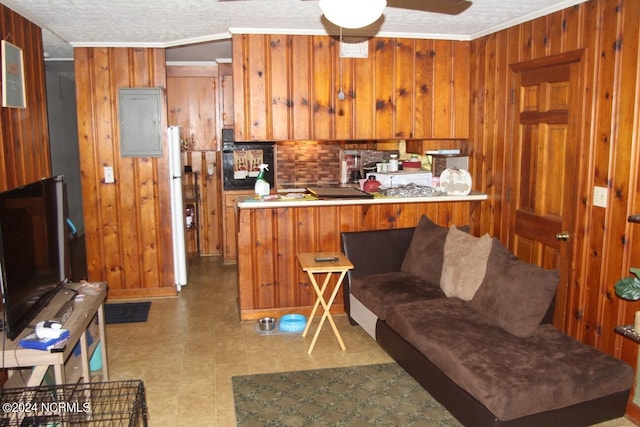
341,215,634,427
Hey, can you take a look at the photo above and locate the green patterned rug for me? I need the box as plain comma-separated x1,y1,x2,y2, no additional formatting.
232,363,461,426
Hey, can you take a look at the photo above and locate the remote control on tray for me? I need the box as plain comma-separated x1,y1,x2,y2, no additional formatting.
314,256,339,262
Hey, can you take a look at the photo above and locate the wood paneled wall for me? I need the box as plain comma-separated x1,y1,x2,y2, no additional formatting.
0,5,50,190
470,0,640,387
74,47,176,298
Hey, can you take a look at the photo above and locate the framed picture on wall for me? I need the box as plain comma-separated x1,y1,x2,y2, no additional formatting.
1,40,26,109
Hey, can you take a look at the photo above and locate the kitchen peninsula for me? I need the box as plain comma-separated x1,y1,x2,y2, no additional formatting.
235,192,487,320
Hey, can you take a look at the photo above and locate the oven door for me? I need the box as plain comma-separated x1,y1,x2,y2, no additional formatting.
222,143,275,190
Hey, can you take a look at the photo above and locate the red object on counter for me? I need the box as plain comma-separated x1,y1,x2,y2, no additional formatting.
363,176,381,193
402,160,422,171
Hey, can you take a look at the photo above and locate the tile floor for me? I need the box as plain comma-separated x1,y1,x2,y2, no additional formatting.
104,256,637,426
105,256,391,426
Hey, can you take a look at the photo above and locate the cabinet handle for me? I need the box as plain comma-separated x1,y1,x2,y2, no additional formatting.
555,232,570,241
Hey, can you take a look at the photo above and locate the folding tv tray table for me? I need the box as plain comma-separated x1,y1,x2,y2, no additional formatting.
297,252,354,354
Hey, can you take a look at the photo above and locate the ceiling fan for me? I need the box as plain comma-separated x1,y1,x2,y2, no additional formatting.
386,0,472,15
316,0,472,29
218,0,472,30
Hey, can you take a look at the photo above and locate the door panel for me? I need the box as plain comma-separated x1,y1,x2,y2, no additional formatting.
510,53,583,330
513,68,570,267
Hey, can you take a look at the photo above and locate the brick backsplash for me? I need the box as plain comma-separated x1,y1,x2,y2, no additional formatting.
276,142,399,187
276,141,342,187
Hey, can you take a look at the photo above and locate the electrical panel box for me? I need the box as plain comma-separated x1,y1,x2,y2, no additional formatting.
118,88,163,157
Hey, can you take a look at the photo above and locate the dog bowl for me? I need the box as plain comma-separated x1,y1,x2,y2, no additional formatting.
278,314,307,332
257,317,276,331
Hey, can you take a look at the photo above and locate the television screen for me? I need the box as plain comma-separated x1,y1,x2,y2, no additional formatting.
0,176,70,340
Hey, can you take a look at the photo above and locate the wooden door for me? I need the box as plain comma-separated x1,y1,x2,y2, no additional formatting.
166,65,218,151
509,51,584,331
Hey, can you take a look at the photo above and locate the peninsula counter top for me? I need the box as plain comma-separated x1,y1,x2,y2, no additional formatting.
235,191,488,321
237,192,488,209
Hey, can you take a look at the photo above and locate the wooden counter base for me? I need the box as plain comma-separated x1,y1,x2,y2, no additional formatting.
236,195,486,320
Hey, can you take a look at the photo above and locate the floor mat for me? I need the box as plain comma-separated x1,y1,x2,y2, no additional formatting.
232,363,461,426
104,301,151,324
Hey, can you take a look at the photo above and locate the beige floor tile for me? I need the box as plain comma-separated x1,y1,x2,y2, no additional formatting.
216,408,237,427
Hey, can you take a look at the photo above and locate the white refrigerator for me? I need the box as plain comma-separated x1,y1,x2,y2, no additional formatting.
168,125,187,291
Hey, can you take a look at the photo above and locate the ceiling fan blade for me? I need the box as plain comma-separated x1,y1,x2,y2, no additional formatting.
387,0,472,15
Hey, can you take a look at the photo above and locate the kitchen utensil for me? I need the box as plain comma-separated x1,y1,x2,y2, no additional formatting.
363,175,381,193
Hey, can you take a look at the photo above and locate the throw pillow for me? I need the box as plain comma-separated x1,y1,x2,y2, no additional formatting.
401,215,449,283
469,238,559,338
440,226,493,300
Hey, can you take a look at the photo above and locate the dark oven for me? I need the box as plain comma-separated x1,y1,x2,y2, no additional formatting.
222,140,275,191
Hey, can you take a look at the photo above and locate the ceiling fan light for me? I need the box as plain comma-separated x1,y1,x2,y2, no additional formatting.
319,0,387,29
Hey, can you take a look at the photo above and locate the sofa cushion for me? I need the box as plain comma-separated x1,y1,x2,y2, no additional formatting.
440,226,492,300
350,271,444,319
385,298,634,421
400,215,449,282
469,238,559,337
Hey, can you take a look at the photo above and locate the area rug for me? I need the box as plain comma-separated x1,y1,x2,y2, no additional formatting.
232,363,461,426
104,301,151,324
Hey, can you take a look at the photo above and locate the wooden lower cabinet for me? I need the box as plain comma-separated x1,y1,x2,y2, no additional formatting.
236,200,480,320
223,190,254,264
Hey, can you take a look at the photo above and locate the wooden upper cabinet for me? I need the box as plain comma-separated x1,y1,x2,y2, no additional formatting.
232,34,470,141
218,63,235,129
167,65,218,151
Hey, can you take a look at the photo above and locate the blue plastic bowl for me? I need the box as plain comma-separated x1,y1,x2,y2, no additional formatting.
279,314,307,332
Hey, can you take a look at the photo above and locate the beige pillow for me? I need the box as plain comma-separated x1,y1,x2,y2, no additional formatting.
440,226,492,300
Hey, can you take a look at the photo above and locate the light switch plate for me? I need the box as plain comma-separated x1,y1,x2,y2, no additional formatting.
593,186,607,208
104,166,115,184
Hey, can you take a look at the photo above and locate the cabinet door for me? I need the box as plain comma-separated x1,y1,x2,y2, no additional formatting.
167,65,218,151
373,38,395,139
432,40,470,139
219,63,235,129
394,39,417,139
223,190,254,263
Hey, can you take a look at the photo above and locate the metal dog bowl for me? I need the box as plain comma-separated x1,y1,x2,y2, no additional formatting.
257,317,276,331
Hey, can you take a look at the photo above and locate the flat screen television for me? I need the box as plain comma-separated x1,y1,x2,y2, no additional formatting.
0,176,71,340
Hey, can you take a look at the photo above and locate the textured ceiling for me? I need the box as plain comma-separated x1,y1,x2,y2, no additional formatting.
0,0,588,61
